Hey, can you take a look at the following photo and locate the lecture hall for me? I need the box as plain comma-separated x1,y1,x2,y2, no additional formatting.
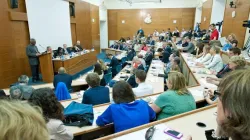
0,0,250,140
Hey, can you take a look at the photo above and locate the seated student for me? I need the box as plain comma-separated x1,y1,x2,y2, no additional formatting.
206,56,246,85
170,62,181,72
197,45,224,73
53,67,73,91
201,30,211,43
127,47,136,61
96,81,156,133
150,72,196,120
134,42,141,52
231,39,238,48
9,86,23,100
133,70,153,97
140,42,148,51
0,100,49,140
196,45,212,63
0,89,6,99
29,88,73,140
137,54,146,68
127,69,139,88
94,63,106,86
165,57,181,76
181,37,189,47
144,48,154,66
165,53,177,74
162,44,172,64
221,33,237,51
134,59,145,71
107,54,120,77
16,75,34,100
192,41,204,56
172,27,180,37
180,37,195,53
55,82,71,101
148,37,155,46
97,59,108,74
109,42,118,49
119,37,126,43
82,73,110,105
228,47,241,57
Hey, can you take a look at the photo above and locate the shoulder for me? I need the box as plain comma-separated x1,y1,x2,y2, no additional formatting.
47,119,63,128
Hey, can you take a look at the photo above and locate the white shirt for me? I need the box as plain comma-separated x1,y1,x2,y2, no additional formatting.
134,44,141,52
139,58,146,68
155,42,163,51
47,119,73,140
133,83,154,97
196,53,212,63
153,31,159,36
204,54,224,72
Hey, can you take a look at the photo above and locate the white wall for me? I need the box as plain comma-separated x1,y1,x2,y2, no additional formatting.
25,0,72,51
104,0,198,9
210,0,226,24
81,0,103,6
194,7,202,29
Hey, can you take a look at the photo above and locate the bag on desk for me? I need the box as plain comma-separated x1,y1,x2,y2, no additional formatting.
63,101,94,127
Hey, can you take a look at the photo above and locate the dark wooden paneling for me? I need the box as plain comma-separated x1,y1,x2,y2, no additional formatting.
222,0,250,48
91,5,100,53
108,8,195,40
200,0,213,30
71,23,77,45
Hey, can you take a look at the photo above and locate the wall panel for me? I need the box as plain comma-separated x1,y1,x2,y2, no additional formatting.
108,8,195,40
222,0,250,48
200,0,213,30
91,5,100,53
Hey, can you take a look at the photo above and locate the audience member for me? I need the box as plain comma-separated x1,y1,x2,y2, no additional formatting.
134,42,141,52
207,56,246,85
53,67,73,91
198,45,223,73
94,63,104,79
29,88,73,140
127,69,138,88
162,44,172,63
9,86,23,100
210,24,219,40
144,49,154,66
107,54,120,77
172,27,180,37
228,47,241,57
137,54,146,68
165,53,177,74
96,81,156,133
119,37,126,42
181,37,189,47
221,34,237,51
133,70,153,97
181,37,195,53
231,39,238,48
97,59,108,74
170,63,181,72
127,47,136,61
55,82,71,101
0,100,49,140
17,75,34,100
153,29,159,36
193,41,204,56
201,30,211,43
181,28,187,38
196,45,212,63
134,58,145,71
150,72,196,120
0,90,6,99
82,73,110,105
140,43,148,51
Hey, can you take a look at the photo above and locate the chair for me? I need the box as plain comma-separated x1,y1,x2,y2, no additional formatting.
104,73,112,85
116,65,122,73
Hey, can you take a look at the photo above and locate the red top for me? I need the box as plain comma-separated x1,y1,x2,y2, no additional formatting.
210,29,219,40
141,46,148,51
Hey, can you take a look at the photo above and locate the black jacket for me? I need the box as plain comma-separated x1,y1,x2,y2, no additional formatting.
53,73,73,90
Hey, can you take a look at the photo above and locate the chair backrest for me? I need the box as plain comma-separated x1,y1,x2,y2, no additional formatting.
116,65,122,73
104,72,112,84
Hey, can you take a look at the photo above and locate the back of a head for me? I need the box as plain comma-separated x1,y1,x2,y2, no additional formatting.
0,100,49,140
86,73,100,88
229,56,246,69
218,70,250,140
229,47,241,55
167,72,188,95
135,70,146,82
94,63,102,75
58,67,66,74
209,40,222,48
171,64,181,72
9,86,23,100
29,88,64,121
174,57,181,65
112,81,135,104
211,45,221,54
55,82,71,101
18,75,29,84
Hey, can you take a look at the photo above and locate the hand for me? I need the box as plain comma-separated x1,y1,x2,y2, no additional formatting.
36,53,40,56
185,135,192,140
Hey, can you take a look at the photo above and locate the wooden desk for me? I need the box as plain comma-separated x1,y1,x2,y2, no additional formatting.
53,51,97,75
97,105,217,140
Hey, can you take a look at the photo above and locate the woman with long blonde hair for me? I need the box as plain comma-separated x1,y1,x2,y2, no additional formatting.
150,72,196,120
0,100,49,140
97,59,108,74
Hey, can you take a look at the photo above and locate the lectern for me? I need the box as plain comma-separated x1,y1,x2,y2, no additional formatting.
39,53,54,83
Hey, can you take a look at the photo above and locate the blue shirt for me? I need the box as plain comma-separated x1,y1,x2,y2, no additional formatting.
96,100,156,133
82,86,110,106
222,43,232,51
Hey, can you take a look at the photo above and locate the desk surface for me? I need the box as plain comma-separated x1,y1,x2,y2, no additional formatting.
98,105,217,140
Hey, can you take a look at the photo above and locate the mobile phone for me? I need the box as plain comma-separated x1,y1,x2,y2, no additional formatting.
164,128,183,139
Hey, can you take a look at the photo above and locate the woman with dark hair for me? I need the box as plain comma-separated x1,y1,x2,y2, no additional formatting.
96,81,156,133
140,42,148,51
55,47,65,58
93,63,106,86
29,88,73,140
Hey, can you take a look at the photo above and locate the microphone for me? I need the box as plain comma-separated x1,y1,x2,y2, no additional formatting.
39,44,46,51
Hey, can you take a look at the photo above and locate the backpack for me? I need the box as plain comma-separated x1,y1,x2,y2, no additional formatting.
63,101,94,127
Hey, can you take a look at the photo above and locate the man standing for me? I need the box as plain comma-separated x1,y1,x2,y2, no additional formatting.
26,38,40,82
210,24,219,40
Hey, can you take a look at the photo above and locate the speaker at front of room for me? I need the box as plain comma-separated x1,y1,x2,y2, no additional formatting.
10,0,18,9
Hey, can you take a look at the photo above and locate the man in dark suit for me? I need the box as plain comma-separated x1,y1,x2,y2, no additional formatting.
26,38,40,82
53,67,73,91
63,44,71,55
76,40,83,50
144,49,153,66
127,69,138,88
107,54,120,77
